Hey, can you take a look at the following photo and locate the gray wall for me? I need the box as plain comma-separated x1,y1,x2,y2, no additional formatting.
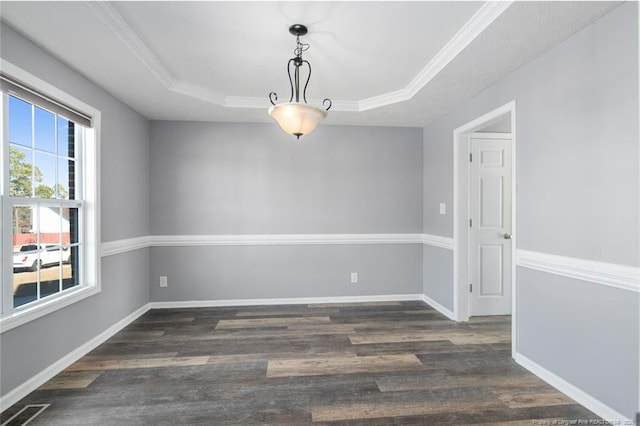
150,122,423,235
517,269,639,418
0,24,151,397
149,121,424,300
422,123,455,310
422,245,453,310
150,245,422,302
422,3,639,418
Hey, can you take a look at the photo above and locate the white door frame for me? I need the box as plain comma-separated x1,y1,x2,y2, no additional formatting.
452,100,517,353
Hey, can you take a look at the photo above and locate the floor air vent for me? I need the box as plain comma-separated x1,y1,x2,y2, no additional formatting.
1,404,50,426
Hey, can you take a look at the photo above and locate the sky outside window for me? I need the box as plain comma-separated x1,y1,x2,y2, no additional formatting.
8,95,73,199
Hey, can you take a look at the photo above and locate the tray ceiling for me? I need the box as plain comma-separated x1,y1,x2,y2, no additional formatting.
0,1,620,127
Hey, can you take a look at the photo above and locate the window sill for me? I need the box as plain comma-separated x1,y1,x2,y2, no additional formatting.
0,285,100,334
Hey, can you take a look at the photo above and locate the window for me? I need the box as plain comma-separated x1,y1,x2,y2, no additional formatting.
1,62,100,331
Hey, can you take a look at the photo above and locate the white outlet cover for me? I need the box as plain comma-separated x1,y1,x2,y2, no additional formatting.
351,272,358,283
439,203,446,215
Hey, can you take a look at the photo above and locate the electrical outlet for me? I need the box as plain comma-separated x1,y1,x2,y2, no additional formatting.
350,272,358,284
159,276,168,287
439,203,446,215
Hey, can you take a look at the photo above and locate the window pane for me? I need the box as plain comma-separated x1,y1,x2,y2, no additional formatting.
40,254,62,300
39,206,62,245
12,241,39,271
62,207,79,245
8,96,32,148
57,116,70,155
63,245,80,290
13,205,34,237
13,206,39,308
9,145,34,197
57,158,73,199
34,151,56,198
34,106,55,153
14,273,37,308
12,205,78,307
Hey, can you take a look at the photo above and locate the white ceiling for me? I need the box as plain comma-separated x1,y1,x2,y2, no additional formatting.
0,1,620,127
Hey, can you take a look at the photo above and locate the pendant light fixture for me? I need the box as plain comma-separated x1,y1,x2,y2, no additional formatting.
268,24,331,139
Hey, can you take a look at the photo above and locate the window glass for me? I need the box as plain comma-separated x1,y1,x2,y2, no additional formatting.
58,117,73,157
9,145,33,197
8,96,32,147
57,158,72,199
34,151,57,198
34,106,55,153
7,94,83,309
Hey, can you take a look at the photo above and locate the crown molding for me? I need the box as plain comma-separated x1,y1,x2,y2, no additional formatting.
87,1,512,113
86,1,174,88
359,1,512,111
170,80,226,106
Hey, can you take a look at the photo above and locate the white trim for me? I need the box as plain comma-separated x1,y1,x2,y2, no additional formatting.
0,286,101,334
86,1,511,112
149,294,424,309
421,234,454,250
359,1,512,111
100,233,460,256
0,304,150,411
421,294,455,320
517,250,640,294
101,236,151,257
86,2,174,88
99,233,465,257
514,352,632,425
149,233,424,247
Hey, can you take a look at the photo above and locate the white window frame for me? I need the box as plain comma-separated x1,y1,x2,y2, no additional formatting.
0,59,100,333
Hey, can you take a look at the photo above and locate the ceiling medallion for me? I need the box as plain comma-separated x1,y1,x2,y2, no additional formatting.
268,24,332,139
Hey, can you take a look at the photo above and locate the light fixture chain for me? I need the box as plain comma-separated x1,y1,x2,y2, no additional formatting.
294,35,310,58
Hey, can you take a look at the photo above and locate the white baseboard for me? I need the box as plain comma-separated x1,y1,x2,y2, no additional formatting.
149,294,424,309
0,304,150,411
421,294,456,320
514,352,633,424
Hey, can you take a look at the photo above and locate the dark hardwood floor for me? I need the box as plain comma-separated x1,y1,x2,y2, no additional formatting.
2,301,599,425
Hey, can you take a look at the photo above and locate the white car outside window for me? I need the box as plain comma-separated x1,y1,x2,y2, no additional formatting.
12,244,71,272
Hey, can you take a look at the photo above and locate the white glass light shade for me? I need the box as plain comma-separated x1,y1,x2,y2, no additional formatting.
268,102,327,138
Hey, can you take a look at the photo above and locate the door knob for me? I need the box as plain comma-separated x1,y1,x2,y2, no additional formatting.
503,233,512,240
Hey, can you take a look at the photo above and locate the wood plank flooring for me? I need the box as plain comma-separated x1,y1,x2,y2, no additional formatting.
1,301,600,425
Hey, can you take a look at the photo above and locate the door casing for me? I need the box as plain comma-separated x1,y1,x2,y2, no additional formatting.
452,100,517,355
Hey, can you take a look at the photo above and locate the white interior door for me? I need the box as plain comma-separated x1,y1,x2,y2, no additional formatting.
469,133,512,316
